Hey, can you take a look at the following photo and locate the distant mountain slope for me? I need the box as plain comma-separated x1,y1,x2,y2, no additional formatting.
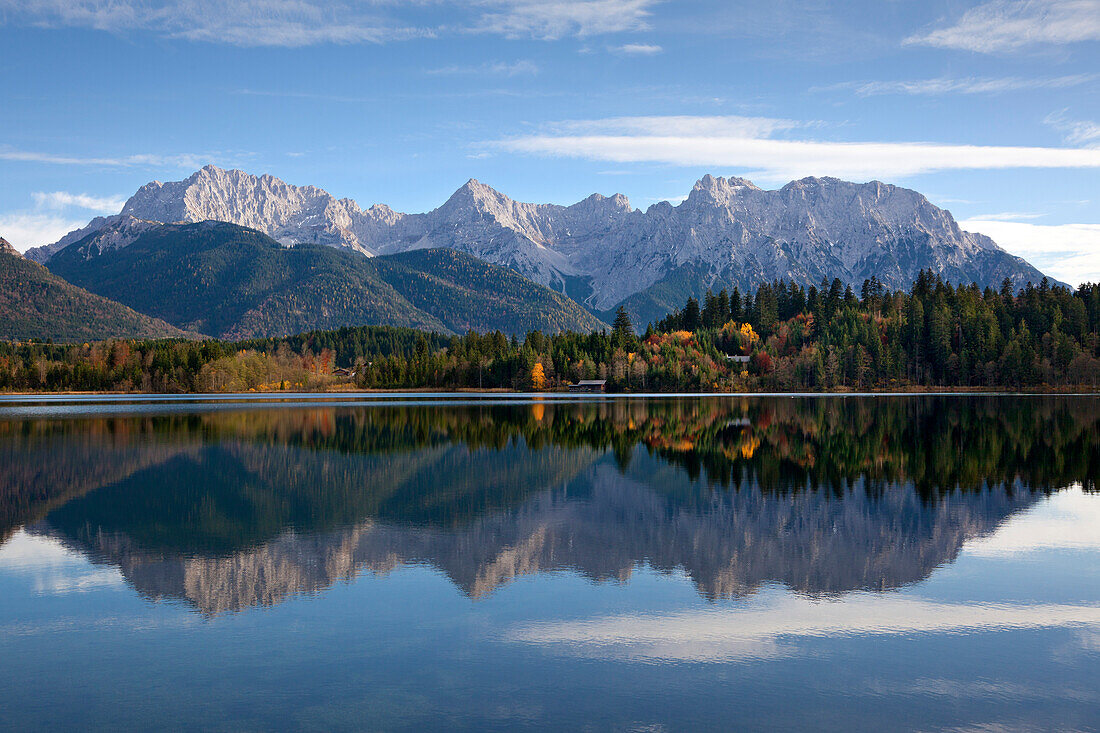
46,221,606,338
0,241,186,342
376,248,606,335
27,166,1055,324
602,263,727,329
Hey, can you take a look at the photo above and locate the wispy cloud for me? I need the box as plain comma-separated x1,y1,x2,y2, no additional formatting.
825,74,1097,97
474,0,660,39
1045,111,1100,146
505,593,1100,663
489,114,1100,181
610,42,662,55
426,60,540,76
31,191,126,214
540,115,806,138
0,0,660,46
907,0,1100,52
646,194,689,205
0,0,428,47
235,89,376,103
967,211,1046,221
960,218,1100,286
0,147,208,168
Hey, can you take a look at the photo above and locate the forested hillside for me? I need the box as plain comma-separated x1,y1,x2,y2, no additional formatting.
0,247,186,342
45,222,606,339
375,248,605,334
2,273,1097,393
650,273,1100,389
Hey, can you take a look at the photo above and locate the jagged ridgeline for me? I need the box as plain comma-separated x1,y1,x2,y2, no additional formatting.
5,396,1096,612
43,221,605,339
25,166,1056,330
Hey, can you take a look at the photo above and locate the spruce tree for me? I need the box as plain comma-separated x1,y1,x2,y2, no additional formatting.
611,307,638,350
612,306,634,337
682,298,701,331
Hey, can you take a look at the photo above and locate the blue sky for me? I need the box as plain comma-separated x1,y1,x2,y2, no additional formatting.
1,0,1098,283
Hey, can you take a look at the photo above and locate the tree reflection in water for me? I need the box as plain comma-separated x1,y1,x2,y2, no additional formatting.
1,395,1095,614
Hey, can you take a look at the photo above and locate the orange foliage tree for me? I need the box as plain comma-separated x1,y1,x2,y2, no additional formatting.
531,362,546,391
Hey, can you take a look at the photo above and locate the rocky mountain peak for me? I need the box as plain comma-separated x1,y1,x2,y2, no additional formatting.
686,174,761,206
590,191,633,209
439,179,511,213
573,192,633,216
0,236,19,257
65,216,164,260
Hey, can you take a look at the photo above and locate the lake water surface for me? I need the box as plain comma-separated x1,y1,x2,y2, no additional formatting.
1,395,1098,731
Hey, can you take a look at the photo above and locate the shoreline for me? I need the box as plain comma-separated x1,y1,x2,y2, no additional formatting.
1,386,1098,399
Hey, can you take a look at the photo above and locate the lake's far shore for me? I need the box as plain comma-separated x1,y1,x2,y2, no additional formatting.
2,385,1098,398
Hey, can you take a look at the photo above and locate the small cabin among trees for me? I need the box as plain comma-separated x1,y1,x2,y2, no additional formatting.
568,379,607,393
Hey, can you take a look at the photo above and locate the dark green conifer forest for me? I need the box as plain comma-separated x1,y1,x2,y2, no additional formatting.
2,273,1098,393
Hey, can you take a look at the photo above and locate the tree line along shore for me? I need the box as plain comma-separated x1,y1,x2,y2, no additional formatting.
2,272,1099,394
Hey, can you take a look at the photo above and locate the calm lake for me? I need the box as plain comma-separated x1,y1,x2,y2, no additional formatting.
1,394,1098,731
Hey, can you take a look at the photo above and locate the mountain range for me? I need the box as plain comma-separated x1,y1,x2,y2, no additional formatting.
9,165,1058,340
27,166,1053,325
40,453,1040,614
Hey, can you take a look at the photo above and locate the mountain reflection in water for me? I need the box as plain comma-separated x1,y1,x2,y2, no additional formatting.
2,396,1096,616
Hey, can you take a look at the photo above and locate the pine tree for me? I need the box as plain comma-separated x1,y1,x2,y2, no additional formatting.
729,288,742,321
612,307,634,338
682,298,701,331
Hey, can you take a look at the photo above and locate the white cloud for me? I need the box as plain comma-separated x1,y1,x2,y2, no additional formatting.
965,486,1100,556
968,212,1047,221
611,42,662,55
0,0,659,46
907,0,1100,52
0,531,125,594
1045,111,1100,146
35,569,126,595
0,531,83,569
505,593,1100,663
646,194,689,204
0,148,208,168
0,0,427,47
31,191,126,214
541,114,804,138
827,74,1097,97
474,0,660,39
0,212,88,252
490,114,1100,181
0,191,126,250
960,218,1100,286
426,60,540,76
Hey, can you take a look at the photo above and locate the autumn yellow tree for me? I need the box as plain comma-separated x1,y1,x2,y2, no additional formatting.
530,362,546,391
